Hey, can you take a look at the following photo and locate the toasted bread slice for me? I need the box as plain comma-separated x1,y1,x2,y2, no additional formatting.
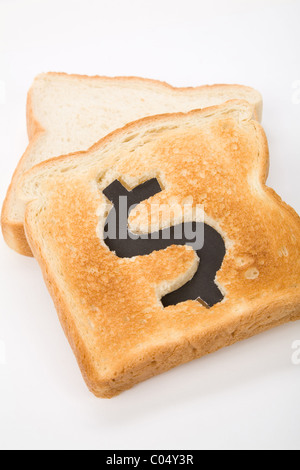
1,73,262,256
19,100,299,398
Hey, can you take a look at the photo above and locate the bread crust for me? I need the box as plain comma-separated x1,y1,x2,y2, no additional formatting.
1,90,46,255
1,73,262,256
20,102,300,397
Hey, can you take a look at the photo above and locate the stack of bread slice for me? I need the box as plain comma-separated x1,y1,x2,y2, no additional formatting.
2,73,299,398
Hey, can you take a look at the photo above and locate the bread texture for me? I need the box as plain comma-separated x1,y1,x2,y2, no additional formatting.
18,100,300,398
1,73,262,256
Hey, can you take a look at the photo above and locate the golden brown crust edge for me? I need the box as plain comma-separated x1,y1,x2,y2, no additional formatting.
1,82,46,256
1,143,45,256
1,73,262,256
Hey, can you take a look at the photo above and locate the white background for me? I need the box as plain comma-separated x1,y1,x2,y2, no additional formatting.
0,0,300,450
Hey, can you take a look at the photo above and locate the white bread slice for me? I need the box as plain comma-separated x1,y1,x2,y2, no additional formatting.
19,101,300,398
1,73,262,256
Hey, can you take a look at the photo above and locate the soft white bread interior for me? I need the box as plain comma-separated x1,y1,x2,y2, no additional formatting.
2,73,262,256
19,101,300,398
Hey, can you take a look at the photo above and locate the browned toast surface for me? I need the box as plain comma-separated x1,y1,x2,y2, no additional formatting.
20,101,300,397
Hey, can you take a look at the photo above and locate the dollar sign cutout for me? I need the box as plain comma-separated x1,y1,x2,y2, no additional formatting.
103,179,225,308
